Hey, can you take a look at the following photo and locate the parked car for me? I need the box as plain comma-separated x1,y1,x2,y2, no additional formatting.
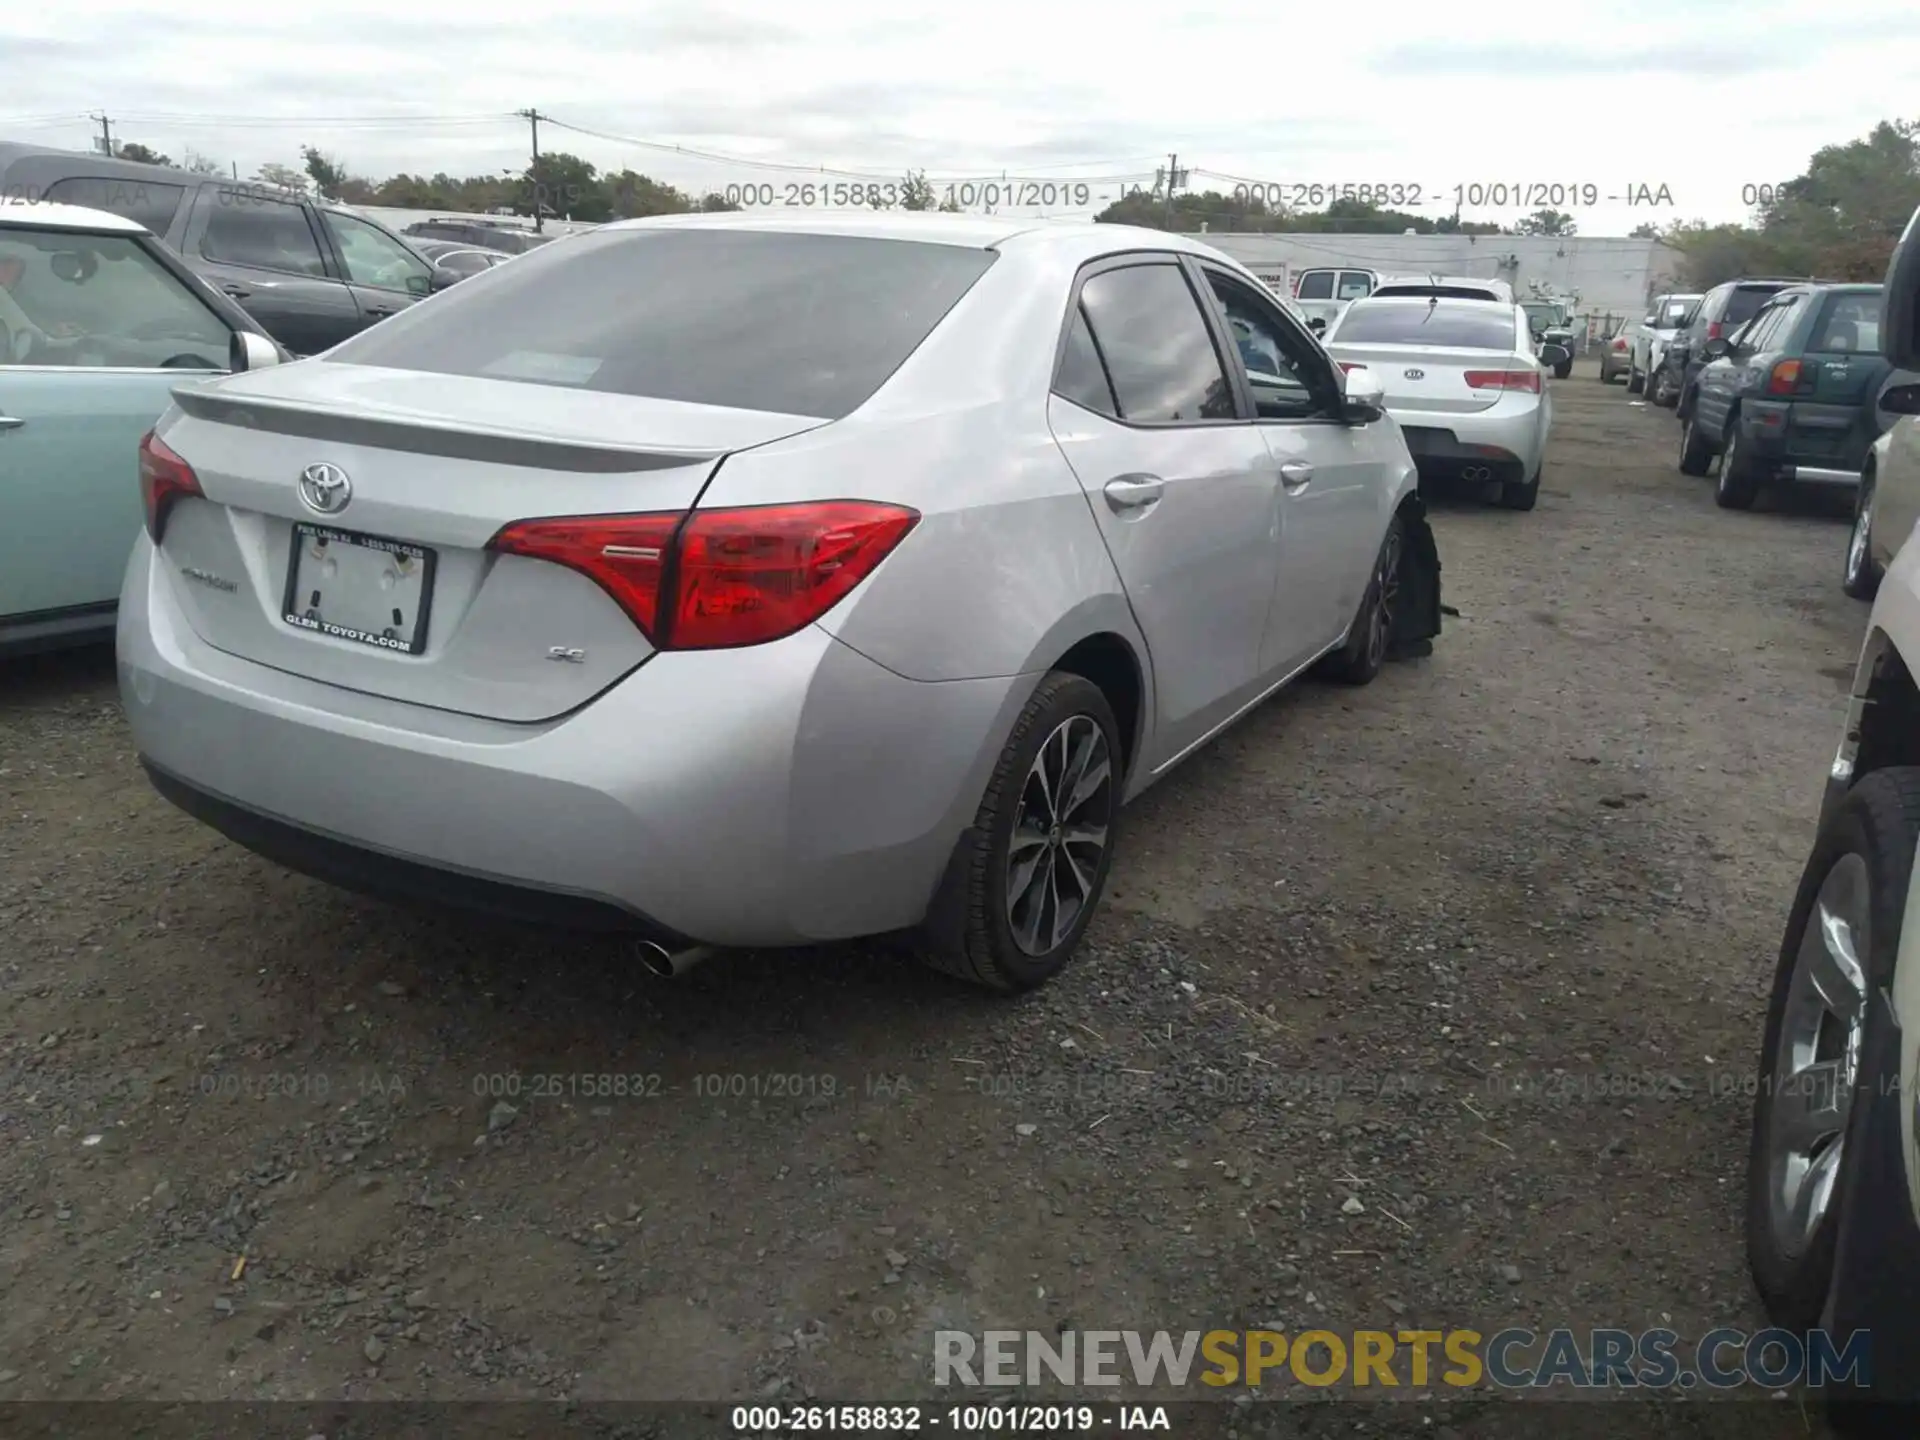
1676,283,1889,509
1742,206,1920,1427
1629,291,1701,399
0,199,284,655
0,142,453,356
1323,294,1566,510
1842,370,1920,598
114,214,1444,990
409,238,513,283
1291,267,1376,335
1671,278,1815,410
1520,300,1576,379
402,219,553,255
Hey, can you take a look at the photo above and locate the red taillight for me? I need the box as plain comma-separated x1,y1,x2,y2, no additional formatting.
1337,361,1364,373
490,500,919,650
138,429,202,543
1611,337,1629,352
1463,370,1542,393
1707,321,1724,341
1766,359,1803,395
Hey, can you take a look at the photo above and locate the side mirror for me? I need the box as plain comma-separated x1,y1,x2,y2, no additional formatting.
1702,336,1733,360
1882,383,1920,417
428,266,459,293
1538,344,1570,369
229,330,281,372
1886,204,1920,368
1341,365,1386,424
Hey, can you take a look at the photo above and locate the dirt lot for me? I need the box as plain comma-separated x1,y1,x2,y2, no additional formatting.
0,363,1872,1434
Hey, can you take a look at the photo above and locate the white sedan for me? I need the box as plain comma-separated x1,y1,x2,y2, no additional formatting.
1323,295,1566,511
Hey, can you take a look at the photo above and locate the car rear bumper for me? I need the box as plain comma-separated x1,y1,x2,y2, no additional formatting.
1396,405,1542,483
116,536,1023,948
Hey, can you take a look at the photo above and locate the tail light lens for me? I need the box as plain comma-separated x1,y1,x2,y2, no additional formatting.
138,430,203,543
1611,337,1629,352
1337,361,1365,373
1464,370,1542,393
490,500,919,650
1766,359,1804,395
1707,321,1724,341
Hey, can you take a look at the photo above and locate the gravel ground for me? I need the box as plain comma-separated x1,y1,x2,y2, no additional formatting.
0,362,1870,1435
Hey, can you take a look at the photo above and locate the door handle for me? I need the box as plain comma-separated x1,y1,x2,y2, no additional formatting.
1102,475,1164,512
220,283,251,299
1279,461,1314,492
0,415,25,431
365,305,398,317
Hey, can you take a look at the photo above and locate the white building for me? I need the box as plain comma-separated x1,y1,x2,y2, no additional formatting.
1186,232,1689,321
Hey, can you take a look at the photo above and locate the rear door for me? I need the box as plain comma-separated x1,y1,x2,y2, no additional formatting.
1791,290,1891,471
1194,259,1387,670
183,184,360,356
1045,257,1285,769
0,225,234,625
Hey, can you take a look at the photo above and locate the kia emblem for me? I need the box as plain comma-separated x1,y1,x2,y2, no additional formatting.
1403,368,1425,380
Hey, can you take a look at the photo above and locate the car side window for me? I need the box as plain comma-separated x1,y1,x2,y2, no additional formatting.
1052,302,1120,418
1296,271,1334,300
1076,263,1236,425
1201,267,1338,421
1336,271,1373,301
320,212,434,296
201,192,328,278
0,229,230,370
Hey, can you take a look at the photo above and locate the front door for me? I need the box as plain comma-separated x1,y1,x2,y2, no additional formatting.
0,226,233,625
1046,257,1283,771
187,186,360,356
315,208,435,333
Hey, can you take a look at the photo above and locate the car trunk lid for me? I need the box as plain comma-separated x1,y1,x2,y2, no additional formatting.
152,362,828,722
1323,343,1522,414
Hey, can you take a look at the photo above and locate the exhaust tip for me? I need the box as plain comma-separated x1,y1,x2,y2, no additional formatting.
635,939,714,978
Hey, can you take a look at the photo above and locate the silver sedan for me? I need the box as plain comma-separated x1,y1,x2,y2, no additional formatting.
1323,295,1565,511
118,213,1444,992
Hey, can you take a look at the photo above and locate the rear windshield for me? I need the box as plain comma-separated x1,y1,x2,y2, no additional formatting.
327,228,997,418
1331,303,1516,349
1725,285,1786,325
1811,293,1883,354
1296,272,1334,300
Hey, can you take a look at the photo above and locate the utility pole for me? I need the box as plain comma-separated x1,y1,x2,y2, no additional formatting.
1163,152,1179,228
93,113,114,158
517,108,544,233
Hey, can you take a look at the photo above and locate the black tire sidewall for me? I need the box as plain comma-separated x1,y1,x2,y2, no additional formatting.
1845,471,1878,597
1323,512,1405,682
1746,769,1920,1327
973,674,1123,990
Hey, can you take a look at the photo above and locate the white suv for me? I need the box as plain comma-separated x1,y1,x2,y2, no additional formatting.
1629,292,1701,403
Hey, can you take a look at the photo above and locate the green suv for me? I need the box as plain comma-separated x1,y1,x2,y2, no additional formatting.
1677,282,1889,510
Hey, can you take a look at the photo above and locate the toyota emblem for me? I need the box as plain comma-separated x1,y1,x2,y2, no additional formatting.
1403,368,1426,380
298,463,352,515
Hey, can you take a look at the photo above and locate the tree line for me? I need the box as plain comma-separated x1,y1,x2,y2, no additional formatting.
102,116,1920,289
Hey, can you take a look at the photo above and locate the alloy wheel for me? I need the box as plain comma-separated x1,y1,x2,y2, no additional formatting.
1005,715,1114,957
1365,525,1404,669
1763,853,1870,1259
1847,481,1874,587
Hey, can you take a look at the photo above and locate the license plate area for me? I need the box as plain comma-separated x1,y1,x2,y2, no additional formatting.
281,522,436,655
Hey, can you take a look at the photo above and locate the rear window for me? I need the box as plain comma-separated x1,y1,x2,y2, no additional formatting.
1660,299,1696,325
1373,284,1501,302
1811,293,1883,354
1296,272,1334,300
328,228,998,419
1724,285,1786,326
1330,303,1516,350
1335,272,1373,300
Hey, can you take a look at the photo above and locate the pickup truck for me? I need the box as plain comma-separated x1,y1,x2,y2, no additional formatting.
1630,291,1701,402
1520,300,1578,378
1292,267,1377,336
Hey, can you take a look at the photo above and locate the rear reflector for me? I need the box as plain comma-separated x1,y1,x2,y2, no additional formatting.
1766,359,1803,395
138,430,203,543
1463,370,1542,393
491,500,920,650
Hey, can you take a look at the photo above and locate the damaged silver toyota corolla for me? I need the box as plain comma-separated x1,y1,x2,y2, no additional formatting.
117,212,1441,992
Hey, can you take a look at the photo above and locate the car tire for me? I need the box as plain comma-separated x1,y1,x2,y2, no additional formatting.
918,672,1122,993
1554,359,1572,380
1648,368,1675,408
1319,513,1405,685
1495,466,1540,512
1678,415,1715,476
1627,365,1645,395
1746,767,1920,1331
1843,465,1882,601
1715,423,1762,509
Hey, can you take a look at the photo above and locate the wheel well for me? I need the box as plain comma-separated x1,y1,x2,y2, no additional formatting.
1053,633,1143,779
1856,646,1920,782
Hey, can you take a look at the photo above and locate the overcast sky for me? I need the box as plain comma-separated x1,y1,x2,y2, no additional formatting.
6,0,1916,233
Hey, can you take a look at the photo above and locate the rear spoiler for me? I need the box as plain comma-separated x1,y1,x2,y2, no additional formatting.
167,389,719,474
